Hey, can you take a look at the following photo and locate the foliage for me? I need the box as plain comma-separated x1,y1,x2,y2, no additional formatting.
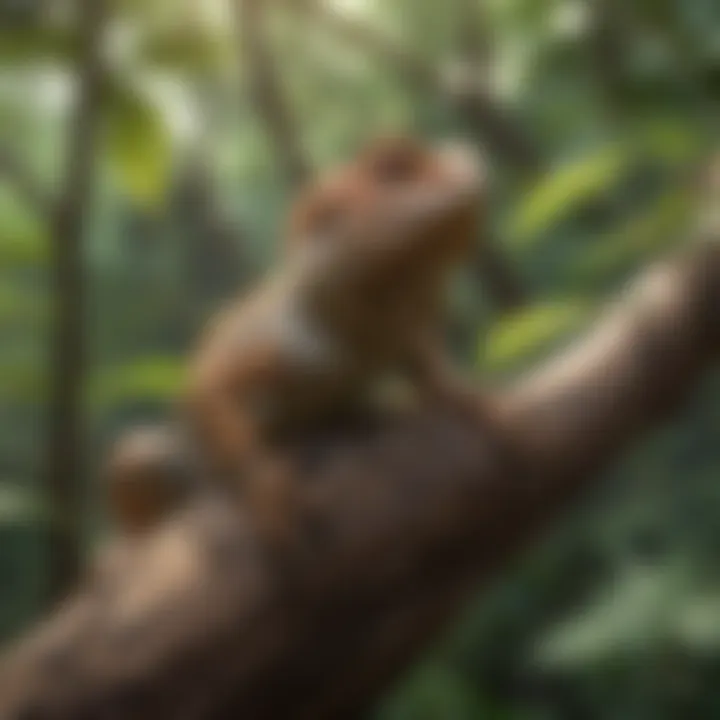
484,299,590,371
104,76,174,206
507,144,632,248
0,0,719,717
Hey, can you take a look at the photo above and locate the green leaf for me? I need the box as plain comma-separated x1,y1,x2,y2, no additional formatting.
676,590,720,650
0,29,76,65
0,358,44,404
638,119,707,164
0,188,47,266
0,285,46,329
89,356,186,410
484,300,589,370
137,29,230,76
104,79,172,206
0,229,46,266
534,564,687,669
507,144,631,246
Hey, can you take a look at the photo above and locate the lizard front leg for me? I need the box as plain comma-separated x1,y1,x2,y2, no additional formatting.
185,388,296,553
403,329,498,426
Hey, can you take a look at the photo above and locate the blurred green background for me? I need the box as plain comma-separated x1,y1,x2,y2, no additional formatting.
1,0,719,717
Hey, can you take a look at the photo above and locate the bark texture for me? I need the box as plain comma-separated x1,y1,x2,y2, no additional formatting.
0,239,718,718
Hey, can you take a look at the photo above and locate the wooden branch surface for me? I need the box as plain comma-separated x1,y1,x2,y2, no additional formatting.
1,239,718,718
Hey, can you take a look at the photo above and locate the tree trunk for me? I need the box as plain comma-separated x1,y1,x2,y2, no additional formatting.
43,0,106,606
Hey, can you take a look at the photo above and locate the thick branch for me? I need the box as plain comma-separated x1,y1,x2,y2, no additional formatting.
1,239,718,717
236,0,310,187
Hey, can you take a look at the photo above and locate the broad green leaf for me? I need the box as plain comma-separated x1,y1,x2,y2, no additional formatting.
484,300,589,370
533,564,688,668
104,79,172,206
0,29,76,65
507,144,631,246
0,187,47,265
0,285,46,328
0,358,44,404
0,229,46,266
639,119,707,164
89,356,186,409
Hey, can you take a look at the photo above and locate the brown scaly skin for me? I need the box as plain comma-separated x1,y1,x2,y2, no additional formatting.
182,137,492,544
285,136,480,353
100,138,490,547
285,135,494,414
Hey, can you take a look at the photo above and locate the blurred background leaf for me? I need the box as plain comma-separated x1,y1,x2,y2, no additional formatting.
88,356,186,410
104,77,173,206
507,144,632,247
484,300,590,371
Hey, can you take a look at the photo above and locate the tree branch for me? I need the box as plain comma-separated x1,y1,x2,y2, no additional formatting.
1,236,718,717
235,0,310,187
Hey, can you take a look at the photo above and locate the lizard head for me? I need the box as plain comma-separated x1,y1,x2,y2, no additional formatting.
285,134,487,262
